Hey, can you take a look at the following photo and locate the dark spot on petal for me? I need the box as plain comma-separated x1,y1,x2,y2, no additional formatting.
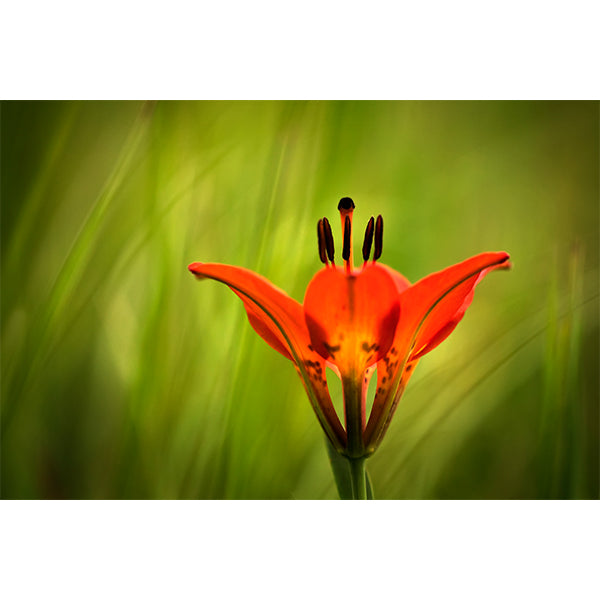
323,342,341,358
362,341,380,354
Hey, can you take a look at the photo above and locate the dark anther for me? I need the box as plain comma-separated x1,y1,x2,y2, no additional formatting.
322,217,335,262
317,219,328,264
342,215,351,261
338,197,355,211
373,214,383,261
362,216,374,261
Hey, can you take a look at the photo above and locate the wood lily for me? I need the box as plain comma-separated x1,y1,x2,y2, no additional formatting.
189,198,510,495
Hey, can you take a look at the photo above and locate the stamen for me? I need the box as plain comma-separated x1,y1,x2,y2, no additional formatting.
322,217,335,263
373,215,383,261
338,198,354,270
317,219,328,264
362,216,374,262
342,215,351,261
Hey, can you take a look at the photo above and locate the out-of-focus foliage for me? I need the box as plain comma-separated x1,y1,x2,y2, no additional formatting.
1,101,598,499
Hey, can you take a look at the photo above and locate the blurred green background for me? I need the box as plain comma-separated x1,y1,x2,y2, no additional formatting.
1,101,598,499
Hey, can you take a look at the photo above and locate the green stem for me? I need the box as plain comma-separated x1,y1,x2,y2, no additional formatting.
325,436,374,499
342,375,364,457
349,457,367,500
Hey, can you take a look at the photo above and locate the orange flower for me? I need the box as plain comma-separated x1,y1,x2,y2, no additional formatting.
189,198,510,460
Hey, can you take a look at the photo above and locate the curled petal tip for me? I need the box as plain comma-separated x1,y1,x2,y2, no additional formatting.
493,252,511,270
500,253,512,269
188,262,205,276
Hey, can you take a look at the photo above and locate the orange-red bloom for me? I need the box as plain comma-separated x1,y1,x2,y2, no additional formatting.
189,199,510,459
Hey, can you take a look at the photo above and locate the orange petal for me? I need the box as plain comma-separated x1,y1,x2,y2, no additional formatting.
189,262,302,361
364,358,419,451
303,264,401,375
363,251,509,451
188,262,347,449
401,252,510,360
378,263,411,293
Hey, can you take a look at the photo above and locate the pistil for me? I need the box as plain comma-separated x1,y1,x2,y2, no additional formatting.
338,197,355,273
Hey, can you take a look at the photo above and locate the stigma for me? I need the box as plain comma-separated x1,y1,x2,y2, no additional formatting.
316,198,384,271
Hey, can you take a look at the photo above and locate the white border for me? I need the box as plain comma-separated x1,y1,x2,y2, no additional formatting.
1,501,598,599
1,2,599,99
